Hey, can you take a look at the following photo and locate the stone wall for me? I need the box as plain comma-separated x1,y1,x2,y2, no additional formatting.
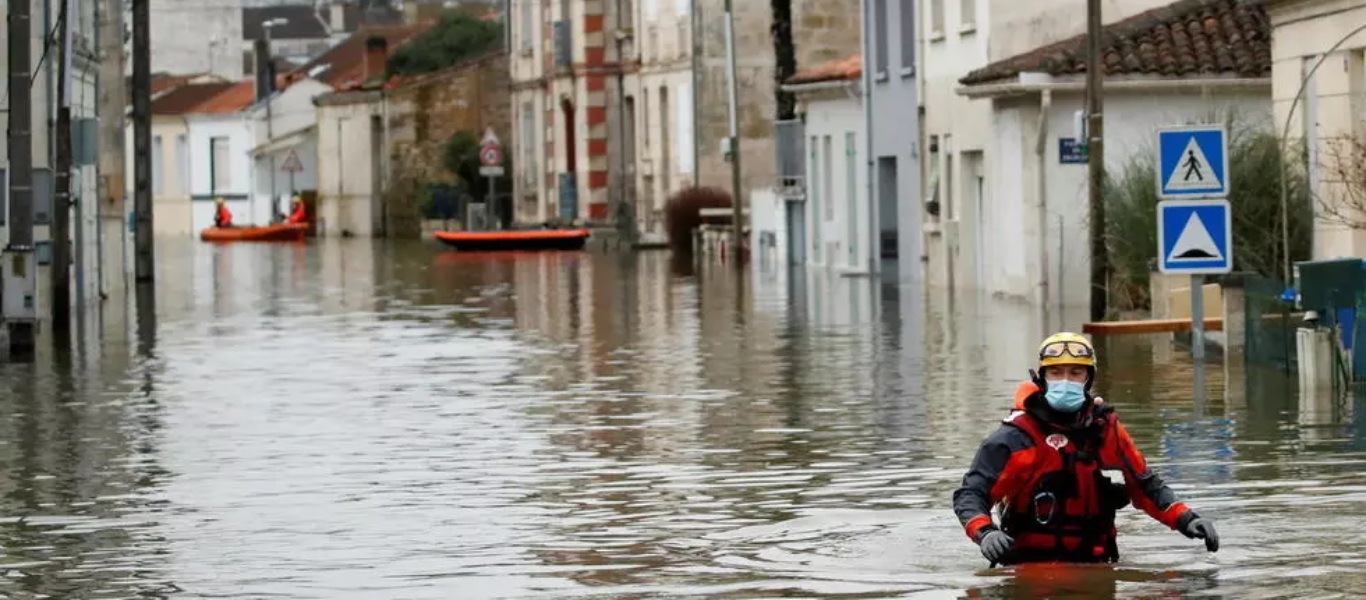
694,0,860,197
383,52,512,235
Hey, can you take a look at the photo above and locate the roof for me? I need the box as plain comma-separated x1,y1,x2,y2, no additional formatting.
959,0,1270,86
187,80,257,114
785,55,862,85
277,22,435,91
151,82,238,115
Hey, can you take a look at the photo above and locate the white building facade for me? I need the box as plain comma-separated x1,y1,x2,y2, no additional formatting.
955,0,1272,319
781,58,869,273
187,113,257,231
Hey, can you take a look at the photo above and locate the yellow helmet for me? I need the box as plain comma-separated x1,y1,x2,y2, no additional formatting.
215,197,225,205
1037,332,1096,370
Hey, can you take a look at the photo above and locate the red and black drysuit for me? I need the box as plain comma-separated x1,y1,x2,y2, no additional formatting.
952,382,1201,565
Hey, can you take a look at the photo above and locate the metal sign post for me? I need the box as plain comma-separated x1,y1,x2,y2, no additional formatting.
1156,124,1232,398
479,128,505,231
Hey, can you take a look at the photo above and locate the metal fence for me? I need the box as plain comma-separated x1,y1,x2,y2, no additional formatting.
1244,274,1298,373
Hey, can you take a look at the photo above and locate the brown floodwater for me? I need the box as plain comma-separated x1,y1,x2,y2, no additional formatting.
0,238,1361,599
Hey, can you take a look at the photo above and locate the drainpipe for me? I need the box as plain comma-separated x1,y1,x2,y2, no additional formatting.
1035,89,1051,333
862,0,876,273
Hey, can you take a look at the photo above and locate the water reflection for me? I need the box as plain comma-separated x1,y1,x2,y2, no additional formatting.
0,240,1360,598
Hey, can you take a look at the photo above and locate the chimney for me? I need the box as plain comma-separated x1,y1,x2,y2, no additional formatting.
253,38,273,101
329,2,345,33
364,36,388,85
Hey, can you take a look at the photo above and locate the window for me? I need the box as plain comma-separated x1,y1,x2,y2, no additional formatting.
521,101,537,185
929,0,944,37
902,0,917,75
810,135,821,261
520,0,534,51
845,132,858,266
676,82,694,175
873,0,888,77
822,135,833,222
152,135,163,195
176,134,190,194
642,89,651,149
960,0,977,31
210,136,231,193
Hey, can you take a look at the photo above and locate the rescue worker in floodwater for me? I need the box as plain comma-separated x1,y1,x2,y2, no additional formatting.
287,196,307,224
214,198,234,228
952,332,1220,566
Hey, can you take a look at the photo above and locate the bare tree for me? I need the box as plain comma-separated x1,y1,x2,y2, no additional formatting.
1314,133,1366,230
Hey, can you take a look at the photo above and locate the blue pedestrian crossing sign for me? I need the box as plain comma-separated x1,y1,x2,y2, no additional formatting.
1157,125,1228,199
1157,199,1232,274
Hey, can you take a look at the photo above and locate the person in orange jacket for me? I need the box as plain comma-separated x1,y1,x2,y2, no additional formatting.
286,196,307,224
953,332,1219,566
214,198,233,228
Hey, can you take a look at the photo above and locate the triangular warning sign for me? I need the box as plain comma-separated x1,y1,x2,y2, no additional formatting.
1164,137,1220,190
1167,211,1223,262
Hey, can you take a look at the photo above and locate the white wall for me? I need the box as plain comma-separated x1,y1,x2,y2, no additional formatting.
316,101,381,236
125,117,195,235
255,79,331,142
979,87,1272,312
187,114,255,231
150,0,244,80
986,0,1171,61
801,91,869,272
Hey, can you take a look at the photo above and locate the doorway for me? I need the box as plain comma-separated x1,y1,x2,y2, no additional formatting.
877,157,898,258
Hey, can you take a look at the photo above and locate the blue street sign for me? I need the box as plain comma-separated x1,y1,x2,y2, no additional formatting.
1157,199,1232,274
1157,125,1228,199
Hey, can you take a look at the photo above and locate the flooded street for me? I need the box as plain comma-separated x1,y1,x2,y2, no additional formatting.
0,239,1363,599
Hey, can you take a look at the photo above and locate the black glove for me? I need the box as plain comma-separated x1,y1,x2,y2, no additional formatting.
977,527,1014,564
1178,511,1220,552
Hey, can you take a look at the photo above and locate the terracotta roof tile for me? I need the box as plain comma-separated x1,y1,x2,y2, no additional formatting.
959,0,1269,86
786,55,862,85
188,80,257,114
151,82,239,115
277,22,435,91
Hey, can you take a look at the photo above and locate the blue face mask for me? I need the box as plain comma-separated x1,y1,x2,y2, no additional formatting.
1044,380,1087,413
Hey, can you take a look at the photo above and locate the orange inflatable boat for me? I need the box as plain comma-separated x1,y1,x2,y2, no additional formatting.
200,222,308,242
433,228,591,251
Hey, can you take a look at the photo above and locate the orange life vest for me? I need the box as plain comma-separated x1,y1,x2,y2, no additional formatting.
997,409,1128,563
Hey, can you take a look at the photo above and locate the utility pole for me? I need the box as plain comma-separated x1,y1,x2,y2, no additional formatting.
53,0,74,334
6,0,37,354
1086,0,1108,322
724,0,742,268
98,0,129,302
133,0,154,282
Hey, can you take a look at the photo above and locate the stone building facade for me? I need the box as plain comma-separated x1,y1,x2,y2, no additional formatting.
692,0,862,198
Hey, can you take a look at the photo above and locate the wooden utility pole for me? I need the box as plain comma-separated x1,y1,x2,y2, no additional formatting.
1086,0,1109,322
133,0,154,282
53,0,74,333
6,0,37,354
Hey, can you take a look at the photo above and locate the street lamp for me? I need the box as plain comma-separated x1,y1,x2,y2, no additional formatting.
262,17,289,223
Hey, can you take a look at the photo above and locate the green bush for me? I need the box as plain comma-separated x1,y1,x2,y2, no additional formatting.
387,9,503,77
1104,120,1314,312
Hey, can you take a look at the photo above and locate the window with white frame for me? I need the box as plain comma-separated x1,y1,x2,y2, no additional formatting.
521,101,537,186
520,0,534,51
152,135,163,195
176,134,190,195
210,136,231,193
960,0,977,31
929,0,944,37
